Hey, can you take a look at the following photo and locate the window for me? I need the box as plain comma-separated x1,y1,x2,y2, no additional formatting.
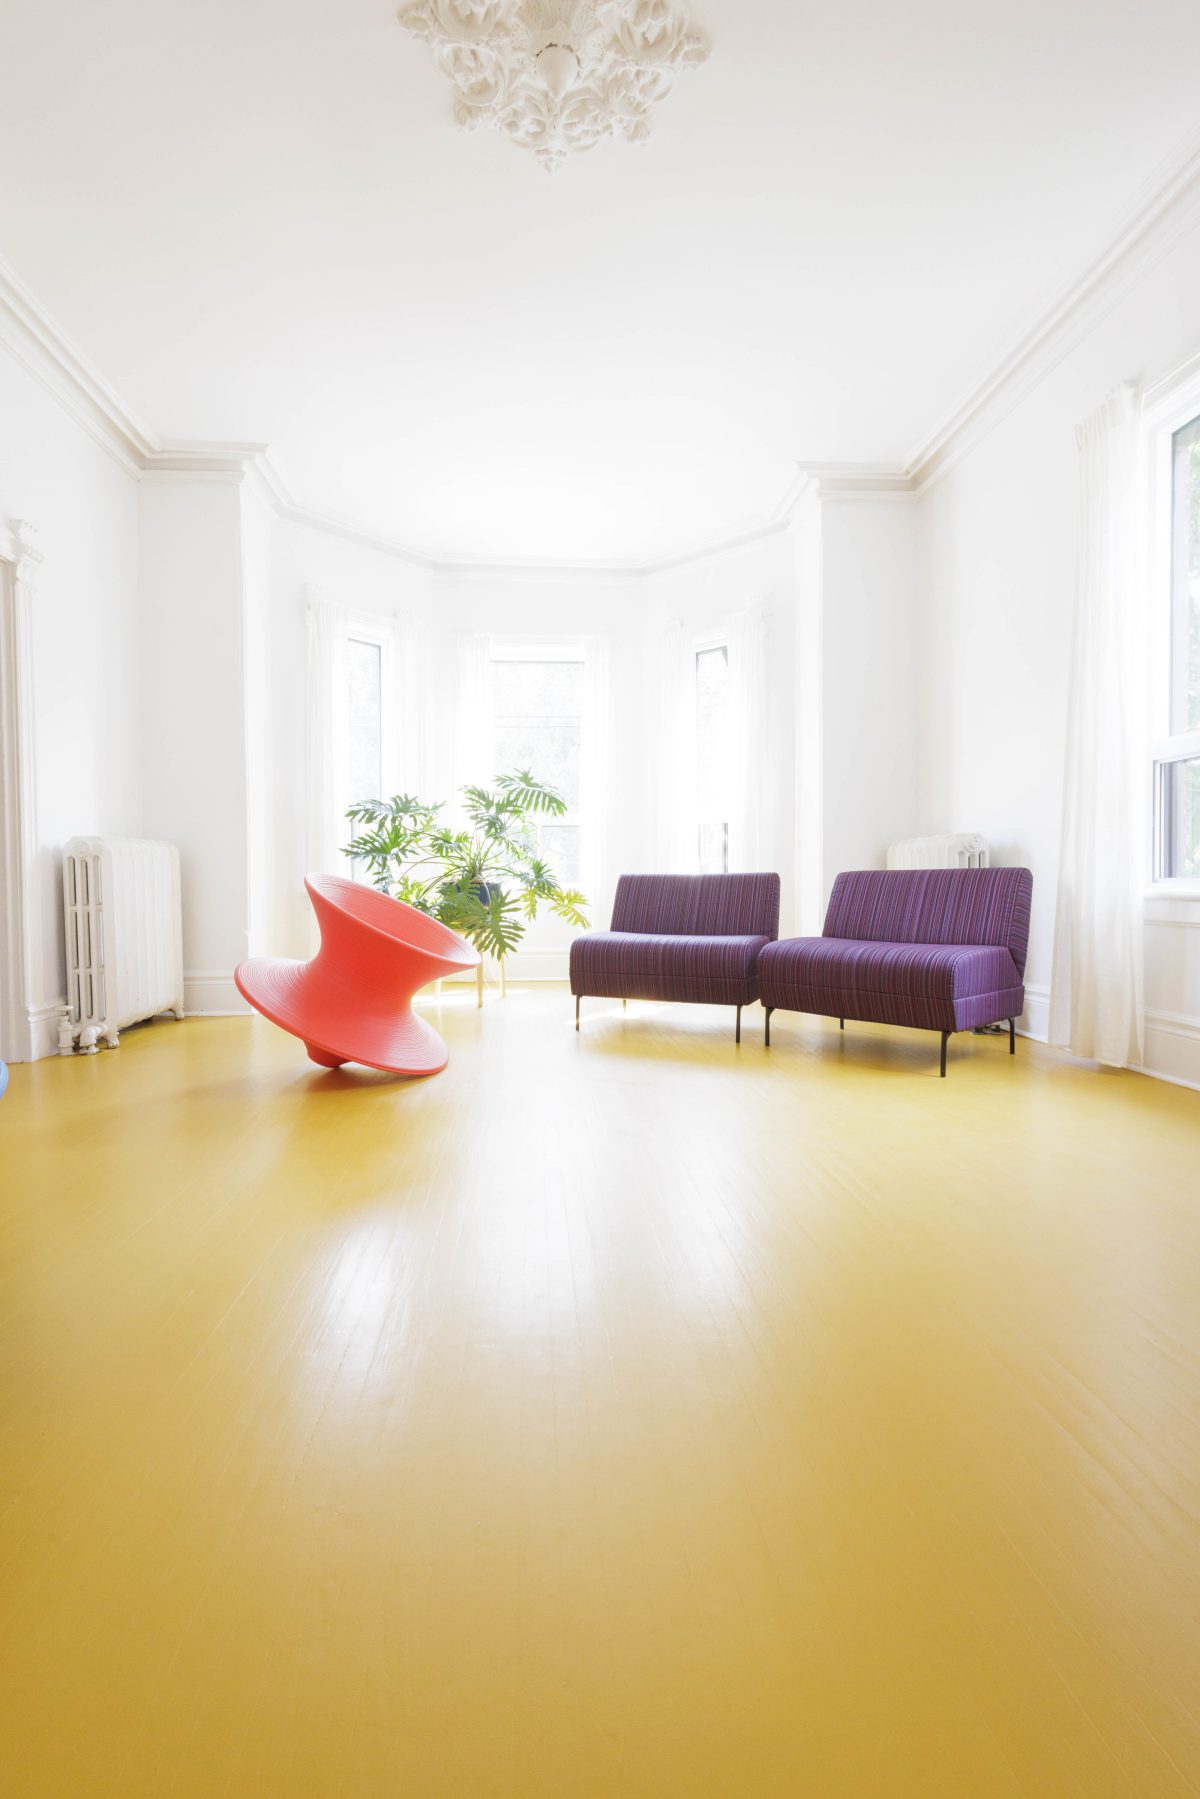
347,636,383,806
491,653,584,886
1171,413,1200,734
695,643,731,873
1154,413,1200,881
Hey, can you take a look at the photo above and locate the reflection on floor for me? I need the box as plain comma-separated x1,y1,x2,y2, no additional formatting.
2,989,1198,1797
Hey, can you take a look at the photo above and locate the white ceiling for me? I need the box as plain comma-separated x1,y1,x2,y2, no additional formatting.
2,0,1198,563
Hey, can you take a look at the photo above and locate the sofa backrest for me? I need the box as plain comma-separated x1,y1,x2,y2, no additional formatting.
823,867,1033,976
611,873,781,940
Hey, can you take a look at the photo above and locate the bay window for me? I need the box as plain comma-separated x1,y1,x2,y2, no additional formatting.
490,648,585,887
1153,411,1200,881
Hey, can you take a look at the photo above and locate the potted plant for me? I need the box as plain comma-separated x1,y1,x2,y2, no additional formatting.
344,770,589,1002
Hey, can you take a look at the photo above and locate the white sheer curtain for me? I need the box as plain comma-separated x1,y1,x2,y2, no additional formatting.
1049,383,1147,1067
727,602,771,871
654,621,698,871
305,586,348,877
579,634,614,925
393,613,428,798
455,632,494,797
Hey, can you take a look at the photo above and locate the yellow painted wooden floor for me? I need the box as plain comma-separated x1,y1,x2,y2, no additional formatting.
2,991,1199,1797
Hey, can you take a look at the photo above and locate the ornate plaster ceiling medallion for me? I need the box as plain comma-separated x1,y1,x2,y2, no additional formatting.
398,1,709,172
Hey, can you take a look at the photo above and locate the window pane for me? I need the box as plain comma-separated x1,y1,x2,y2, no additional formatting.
491,656,585,900
1172,415,1200,732
538,823,580,887
491,660,583,807
696,645,730,872
698,822,728,876
347,638,382,804
1163,755,1200,879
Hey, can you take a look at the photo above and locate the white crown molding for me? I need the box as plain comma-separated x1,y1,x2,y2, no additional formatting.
0,252,912,577
796,464,914,499
280,499,439,571
0,253,299,507
906,123,1200,493
7,117,1199,567
0,262,153,476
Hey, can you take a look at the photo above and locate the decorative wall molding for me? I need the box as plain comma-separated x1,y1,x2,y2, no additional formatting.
5,118,1200,565
906,124,1200,493
1020,981,1049,1044
27,998,68,1063
1020,980,1200,1090
398,0,709,173
0,520,44,1061
797,465,915,500
0,261,154,475
1143,1008,1200,1092
183,972,251,1016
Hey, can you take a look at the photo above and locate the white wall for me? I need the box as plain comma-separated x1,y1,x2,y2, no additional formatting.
648,530,799,924
916,215,1200,1086
0,351,142,1051
140,479,250,1014
433,566,651,976
267,518,434,959
819,494,919,892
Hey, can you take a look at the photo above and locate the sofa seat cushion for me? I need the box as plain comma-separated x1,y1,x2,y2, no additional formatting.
759,936,1023,1032
570,932,770,1006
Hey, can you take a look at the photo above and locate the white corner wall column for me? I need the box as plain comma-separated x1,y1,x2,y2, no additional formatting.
0,519,52,1061
140,478,252,1018
793,481,921,929
793,486,824,936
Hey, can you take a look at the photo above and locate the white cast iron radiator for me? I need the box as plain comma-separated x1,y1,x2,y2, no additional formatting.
60,837,185,1053
886,833,990,870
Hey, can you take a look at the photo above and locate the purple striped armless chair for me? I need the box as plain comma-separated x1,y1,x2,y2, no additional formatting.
758,866,1033,1076
570,872,781,1043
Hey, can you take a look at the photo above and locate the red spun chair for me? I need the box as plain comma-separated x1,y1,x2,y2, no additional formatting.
235,874,479,1076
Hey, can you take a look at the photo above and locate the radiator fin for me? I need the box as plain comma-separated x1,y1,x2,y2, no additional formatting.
886,834,990,870
62,838,184,1046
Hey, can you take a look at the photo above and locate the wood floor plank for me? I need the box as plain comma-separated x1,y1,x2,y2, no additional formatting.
1,992,1198,1796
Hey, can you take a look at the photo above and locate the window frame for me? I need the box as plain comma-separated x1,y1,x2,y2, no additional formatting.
345,612,400,807
1146,360,1200,894
487,638,587,891
694,630,731,876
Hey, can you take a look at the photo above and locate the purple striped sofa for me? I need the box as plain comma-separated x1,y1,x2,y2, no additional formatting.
570,873,781,1043
759,867,1033,1076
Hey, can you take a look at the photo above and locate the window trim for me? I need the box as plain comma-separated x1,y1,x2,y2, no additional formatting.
487,638,587,891
694,634,731,875
346,611,400,801
1145,357,1200,893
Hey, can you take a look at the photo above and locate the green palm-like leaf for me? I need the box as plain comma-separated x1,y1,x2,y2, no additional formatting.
342,771,588,960
495,769,567,816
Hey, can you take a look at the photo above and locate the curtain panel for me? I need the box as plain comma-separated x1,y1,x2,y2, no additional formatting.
653,622,698,872
727,602,772,872
305,587,349,880
1048,383,1147,1067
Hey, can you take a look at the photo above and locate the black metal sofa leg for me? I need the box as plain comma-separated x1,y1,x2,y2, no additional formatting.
1009,1017,1016,1054
839,1016,845,1030
575,995,580,1032
735,1005,742,1045
764,1006,773,1048
940,1030,949,1078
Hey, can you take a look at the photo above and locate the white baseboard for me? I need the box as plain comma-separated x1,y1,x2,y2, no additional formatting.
1143,1009,1200,1092
441,948,570,985
26,997,66,1061
1020,982,1049,1043
1021,982,1200,1091
184,972,250,1016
